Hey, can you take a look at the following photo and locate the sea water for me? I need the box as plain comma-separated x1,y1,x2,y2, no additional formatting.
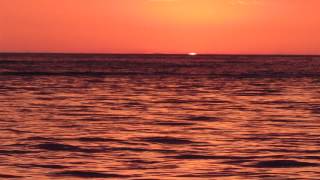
0,53,320,179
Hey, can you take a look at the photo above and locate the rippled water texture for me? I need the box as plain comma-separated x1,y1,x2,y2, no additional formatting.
0,54,320,179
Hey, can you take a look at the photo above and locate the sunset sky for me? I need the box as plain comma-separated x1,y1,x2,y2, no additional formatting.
0,0,319,54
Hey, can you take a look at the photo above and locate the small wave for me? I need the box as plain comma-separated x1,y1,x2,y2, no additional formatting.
252,160,319,168
310,107,320,114
257,149,320,154
17,164,67,169
110,147,147,152
53,170,129,178
187,116,220,122
25,136,59,141
0,174,22,178
176,172,233,178
268,119,301,123
224,159,254,165
166,154,238,160
77,137,123,143
36,143,81,151
0,150,33,155
111,147,177,154
35,143,105,153
154,121,194,126
2,128,30,134
124,159,159,164
141,136,195,145
233,91,280,97
298,156,320,160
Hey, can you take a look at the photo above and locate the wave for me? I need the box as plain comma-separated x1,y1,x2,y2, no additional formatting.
165,154,249,160
53,171,129,178
16,164,68,169
252,160,319,168
141,136,197,145
35,143,105,153
0,174,23,178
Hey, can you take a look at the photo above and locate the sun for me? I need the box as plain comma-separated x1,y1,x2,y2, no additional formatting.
188,52,198,56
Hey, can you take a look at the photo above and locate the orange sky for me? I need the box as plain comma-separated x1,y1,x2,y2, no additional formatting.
0,0,319,54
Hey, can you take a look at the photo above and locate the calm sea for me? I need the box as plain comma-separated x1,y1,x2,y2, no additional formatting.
0,53,320,179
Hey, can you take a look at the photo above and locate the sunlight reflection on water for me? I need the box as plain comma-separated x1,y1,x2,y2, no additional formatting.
0,54,320,179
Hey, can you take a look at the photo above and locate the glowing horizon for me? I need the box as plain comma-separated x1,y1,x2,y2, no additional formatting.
0,0,320,55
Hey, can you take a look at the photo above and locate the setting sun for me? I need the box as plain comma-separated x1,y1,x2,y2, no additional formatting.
188,52,198,56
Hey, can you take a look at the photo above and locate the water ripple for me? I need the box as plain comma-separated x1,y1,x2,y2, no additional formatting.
52,171,130,178
252,160,319,168
1,55,320,179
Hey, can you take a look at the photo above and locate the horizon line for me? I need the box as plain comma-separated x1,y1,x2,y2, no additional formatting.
1,51,320,57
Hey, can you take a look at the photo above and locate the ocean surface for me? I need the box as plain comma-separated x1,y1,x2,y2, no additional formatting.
0,53,320,179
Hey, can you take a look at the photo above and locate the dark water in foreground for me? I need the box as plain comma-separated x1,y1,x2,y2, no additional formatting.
1,54,320,179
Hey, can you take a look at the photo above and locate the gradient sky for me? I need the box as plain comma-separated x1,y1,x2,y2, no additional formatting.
0,0,319,54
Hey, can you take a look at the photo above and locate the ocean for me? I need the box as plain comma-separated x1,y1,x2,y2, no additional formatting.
0,53,320,179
